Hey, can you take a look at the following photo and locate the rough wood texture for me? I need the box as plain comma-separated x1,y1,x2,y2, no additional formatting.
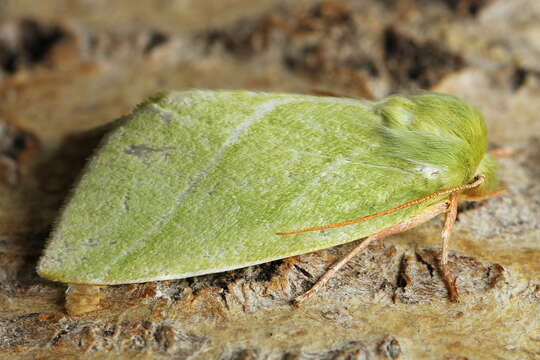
1,0,539,358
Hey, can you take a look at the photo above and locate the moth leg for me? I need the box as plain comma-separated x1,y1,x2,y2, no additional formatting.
460,188,505,201
489,148,513,158
441,192,459,302
65,284,103,316
293,202,448,306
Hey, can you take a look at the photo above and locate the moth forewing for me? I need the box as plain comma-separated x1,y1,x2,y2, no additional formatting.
37,90,499,309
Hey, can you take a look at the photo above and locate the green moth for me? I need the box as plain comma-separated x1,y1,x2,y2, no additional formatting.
38,90,500,304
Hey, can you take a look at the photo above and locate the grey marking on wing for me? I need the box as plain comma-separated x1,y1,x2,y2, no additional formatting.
351,161,418,174
147,104,174,123
288,150,416,174
124,144,177,158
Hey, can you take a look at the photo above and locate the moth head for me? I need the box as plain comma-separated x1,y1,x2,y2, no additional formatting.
375,93,486,146
374,92,498,191
465,153,500,197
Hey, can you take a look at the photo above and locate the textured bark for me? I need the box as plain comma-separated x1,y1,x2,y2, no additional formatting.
1,0,539,359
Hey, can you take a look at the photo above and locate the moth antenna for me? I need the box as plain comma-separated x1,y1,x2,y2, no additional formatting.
276,175,486,236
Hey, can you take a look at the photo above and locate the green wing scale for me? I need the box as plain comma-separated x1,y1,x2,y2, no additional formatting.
38,90,498,284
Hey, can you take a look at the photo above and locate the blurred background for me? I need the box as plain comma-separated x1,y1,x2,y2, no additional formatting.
1,1,539,359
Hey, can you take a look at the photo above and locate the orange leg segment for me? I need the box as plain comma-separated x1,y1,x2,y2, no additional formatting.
441,192,459,302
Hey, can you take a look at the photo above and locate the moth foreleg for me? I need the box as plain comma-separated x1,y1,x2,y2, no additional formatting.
292,202,448,306
441,192,459,302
